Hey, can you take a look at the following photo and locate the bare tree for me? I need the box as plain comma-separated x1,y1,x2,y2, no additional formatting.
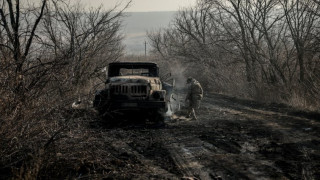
280,0,319,82
0,1,131,178
149,0,320,104
0,0,59,122
0,0,46,91
40,1,130,98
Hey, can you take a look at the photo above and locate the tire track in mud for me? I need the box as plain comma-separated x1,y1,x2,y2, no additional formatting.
160,130,282,180
98,93,319,179
110,140,178,179
159,120,277,180
202,96,320,144
199,95,320,179
163,136,214,179
108,127,213,179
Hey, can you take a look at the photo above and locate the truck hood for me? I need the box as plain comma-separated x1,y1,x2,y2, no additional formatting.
109,76,160,84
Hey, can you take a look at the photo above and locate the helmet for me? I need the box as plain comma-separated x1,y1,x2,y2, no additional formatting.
186,77,193,84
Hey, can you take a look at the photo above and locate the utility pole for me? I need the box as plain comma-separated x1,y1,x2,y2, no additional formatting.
144,41,147,57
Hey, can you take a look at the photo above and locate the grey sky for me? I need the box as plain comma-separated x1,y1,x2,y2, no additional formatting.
81,0,197,12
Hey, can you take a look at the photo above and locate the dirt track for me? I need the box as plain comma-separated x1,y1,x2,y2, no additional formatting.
46,93,320,179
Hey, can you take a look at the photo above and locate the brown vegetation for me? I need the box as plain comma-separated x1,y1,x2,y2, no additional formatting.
148,0,320,110
0,0,129,178
1,0,319,178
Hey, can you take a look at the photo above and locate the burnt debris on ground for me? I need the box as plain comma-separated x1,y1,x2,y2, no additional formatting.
1,93,320,179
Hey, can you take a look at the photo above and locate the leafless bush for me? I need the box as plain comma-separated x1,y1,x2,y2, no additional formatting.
0,0,130,178
39,0,129,101
148,0,320,110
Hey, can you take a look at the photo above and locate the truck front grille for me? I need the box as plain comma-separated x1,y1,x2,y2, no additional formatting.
131,85,147,94
112,85,129,94
111,85,147,96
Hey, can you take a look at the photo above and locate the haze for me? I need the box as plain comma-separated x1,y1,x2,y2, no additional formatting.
81,0,197,12
79,0,198,54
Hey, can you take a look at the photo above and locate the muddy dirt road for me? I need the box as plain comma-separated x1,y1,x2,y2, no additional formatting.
48,93,320,179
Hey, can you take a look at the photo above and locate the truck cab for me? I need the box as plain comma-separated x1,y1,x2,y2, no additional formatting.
93,62,167,121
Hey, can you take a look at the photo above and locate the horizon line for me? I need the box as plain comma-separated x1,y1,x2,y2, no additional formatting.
124,10,178,13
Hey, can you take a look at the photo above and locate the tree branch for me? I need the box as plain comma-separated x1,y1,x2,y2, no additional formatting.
24,0,46,57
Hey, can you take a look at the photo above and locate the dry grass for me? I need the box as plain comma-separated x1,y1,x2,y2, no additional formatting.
1,108,101,179
1,54,319,179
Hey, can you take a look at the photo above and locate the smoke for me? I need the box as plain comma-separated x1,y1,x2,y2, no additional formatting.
165,61,188,115
169,61,188,89
157,59,193,117
166,105,173,116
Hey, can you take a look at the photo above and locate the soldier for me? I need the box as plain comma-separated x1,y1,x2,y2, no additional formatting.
185,77,203,120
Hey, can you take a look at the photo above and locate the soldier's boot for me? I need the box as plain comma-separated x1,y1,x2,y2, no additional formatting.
191,109,198,121
186,108,192,118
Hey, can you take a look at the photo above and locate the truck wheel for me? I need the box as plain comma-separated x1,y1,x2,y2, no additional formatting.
94,91,110,116
150,109,165,125
93,94,102,109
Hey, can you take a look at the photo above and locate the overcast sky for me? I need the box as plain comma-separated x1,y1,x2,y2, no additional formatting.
81,0,197,12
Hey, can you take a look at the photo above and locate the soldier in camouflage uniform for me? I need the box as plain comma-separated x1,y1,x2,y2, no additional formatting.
185,77,203,120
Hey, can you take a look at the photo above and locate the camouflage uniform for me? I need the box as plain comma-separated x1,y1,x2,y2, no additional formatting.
185,78,203,120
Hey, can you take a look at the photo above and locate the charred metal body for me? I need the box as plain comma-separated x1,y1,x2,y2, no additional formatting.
94,62,167,121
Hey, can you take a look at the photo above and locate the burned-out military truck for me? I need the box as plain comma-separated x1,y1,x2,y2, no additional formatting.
93,62,170,121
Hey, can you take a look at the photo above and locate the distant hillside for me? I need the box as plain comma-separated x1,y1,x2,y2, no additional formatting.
122,11,176,55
